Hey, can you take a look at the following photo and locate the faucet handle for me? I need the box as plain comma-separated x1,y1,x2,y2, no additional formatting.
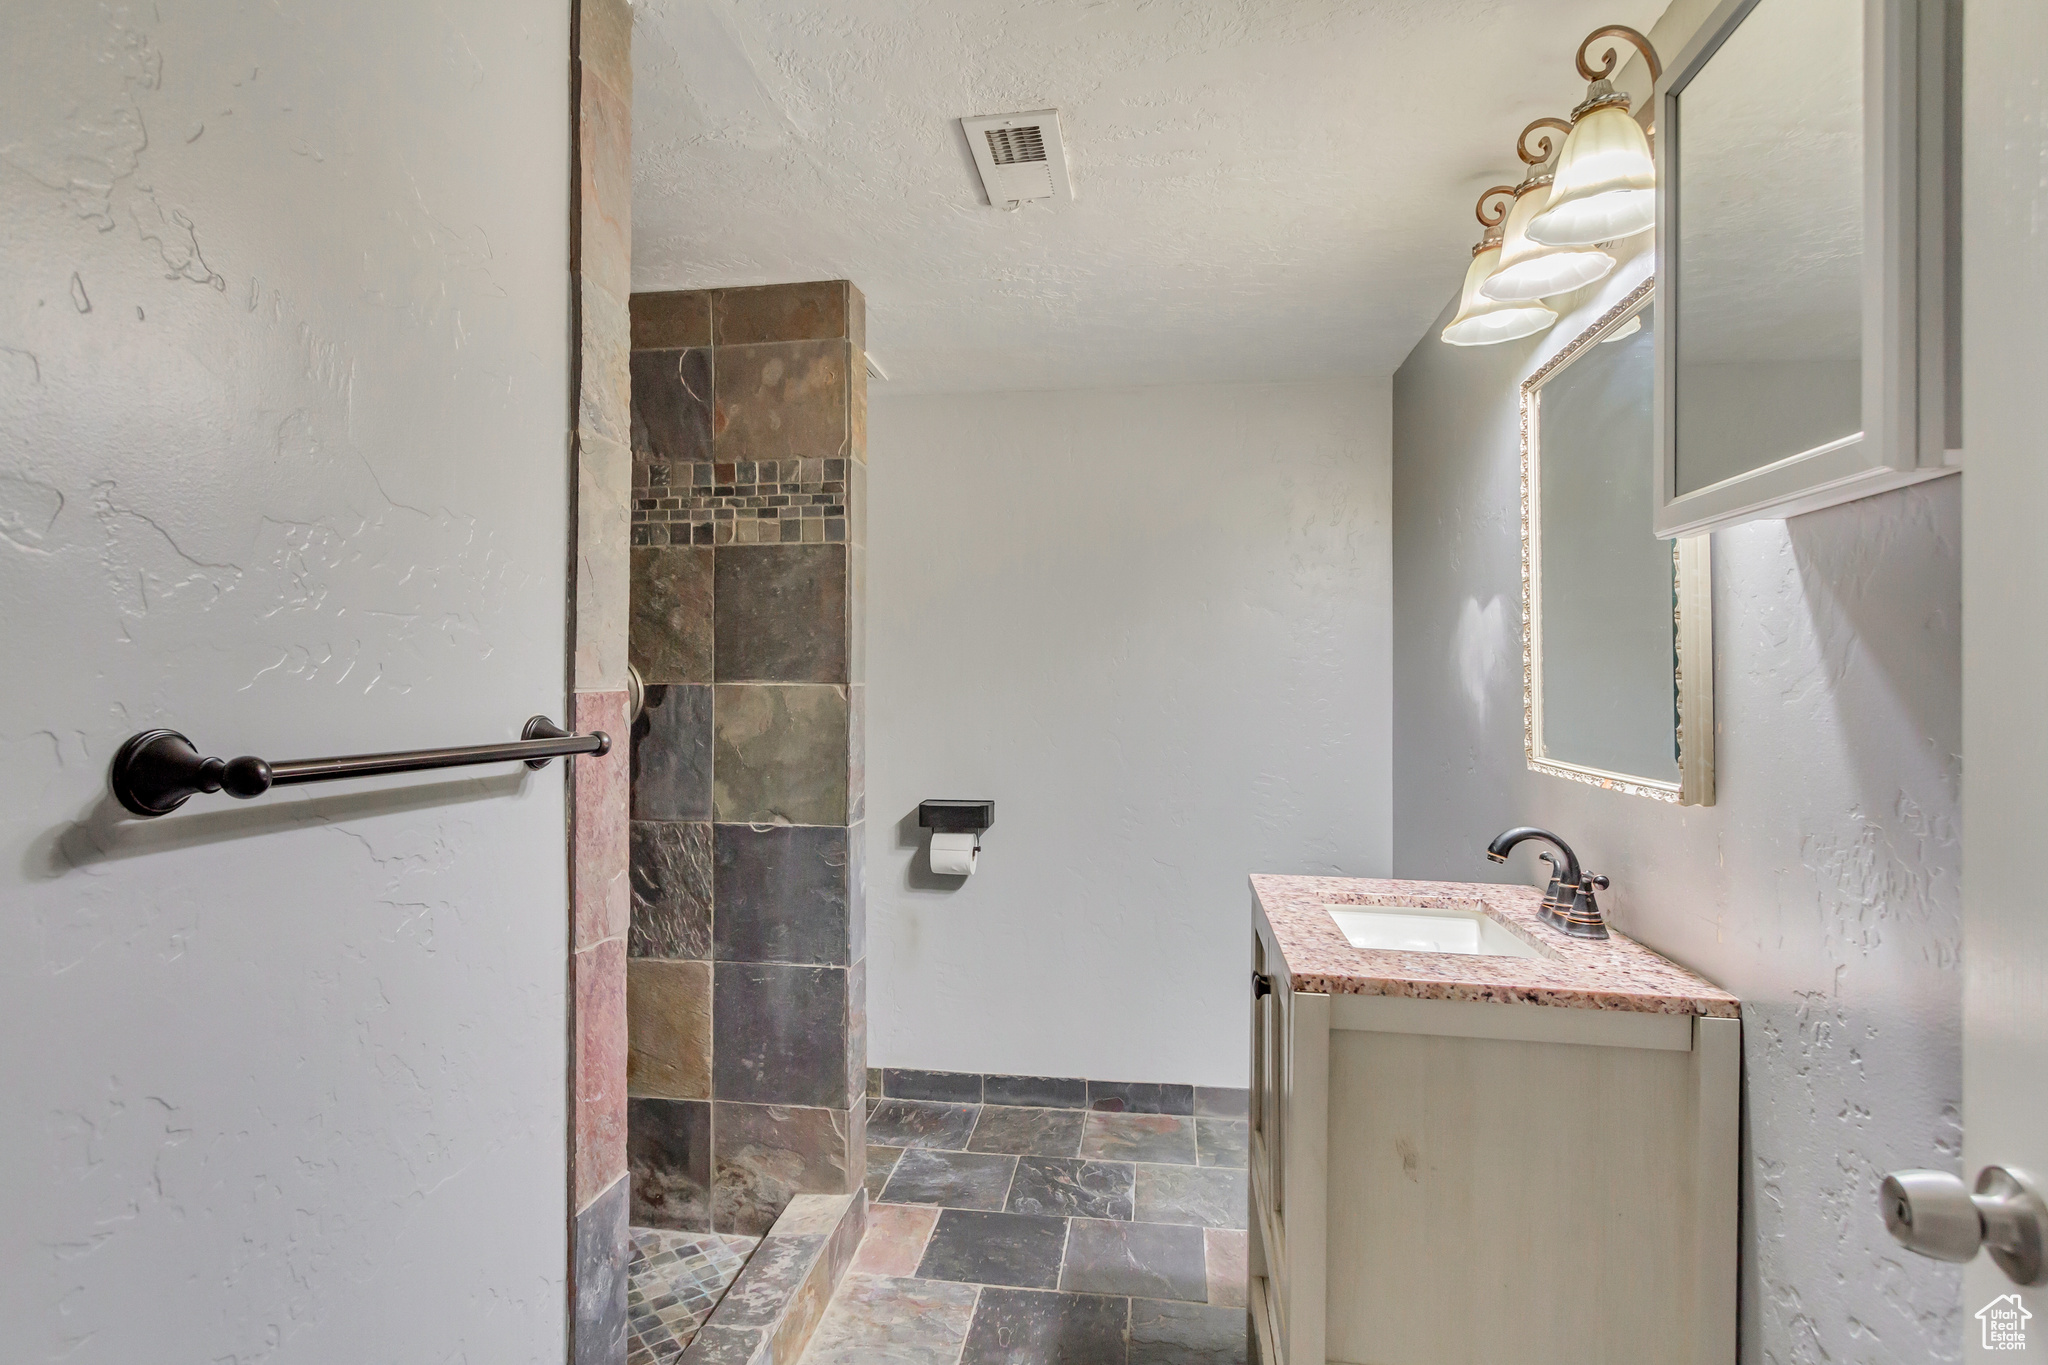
1534,852,1565,928
1557,872,1612,940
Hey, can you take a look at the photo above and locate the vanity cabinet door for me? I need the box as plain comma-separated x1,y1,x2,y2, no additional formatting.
1250,923,1301,1363
1251,931,1286,1225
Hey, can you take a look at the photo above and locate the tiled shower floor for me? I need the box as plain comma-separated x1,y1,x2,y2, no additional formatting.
798,1097,1250,1364
626,1227,759,1364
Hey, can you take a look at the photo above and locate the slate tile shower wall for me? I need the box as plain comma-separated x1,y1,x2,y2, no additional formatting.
625,280,869,1239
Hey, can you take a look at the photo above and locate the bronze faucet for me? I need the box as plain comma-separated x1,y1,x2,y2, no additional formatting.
1484,826,1610,939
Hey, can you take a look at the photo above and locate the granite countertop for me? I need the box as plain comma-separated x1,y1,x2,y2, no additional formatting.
1252,874,1739,1017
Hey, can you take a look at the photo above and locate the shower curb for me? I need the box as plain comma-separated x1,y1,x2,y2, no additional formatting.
679,1190,866,1365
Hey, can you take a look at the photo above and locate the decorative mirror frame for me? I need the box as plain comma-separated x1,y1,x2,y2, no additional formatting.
1651,0,1960,538
1523,279,1716,806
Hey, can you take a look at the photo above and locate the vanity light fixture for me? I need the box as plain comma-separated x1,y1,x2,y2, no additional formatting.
1441,185,1559,346
1440,23,1663,345
1479,119,1617,303
1528,27,1662,247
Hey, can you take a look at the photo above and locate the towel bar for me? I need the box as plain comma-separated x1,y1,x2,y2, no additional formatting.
109,715,610,817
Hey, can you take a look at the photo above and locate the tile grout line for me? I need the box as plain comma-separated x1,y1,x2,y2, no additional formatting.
997,1151,1020,1213
1202,1224,1217,1307
865,1199,1245,1234
948,1284,982,1365
1055,1213,1075,1295
909,1202,940,1272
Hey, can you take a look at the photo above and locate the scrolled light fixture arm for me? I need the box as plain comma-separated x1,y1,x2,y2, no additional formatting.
1517,117,1574,169
1575,25,1661,131
1475,184,1519,234
1575,24,1661,84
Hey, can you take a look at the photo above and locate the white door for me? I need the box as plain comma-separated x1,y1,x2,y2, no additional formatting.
1958,2,2048,1356
0,4,572,1360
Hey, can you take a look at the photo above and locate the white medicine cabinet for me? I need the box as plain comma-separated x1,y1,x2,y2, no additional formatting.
1653,0,1959,537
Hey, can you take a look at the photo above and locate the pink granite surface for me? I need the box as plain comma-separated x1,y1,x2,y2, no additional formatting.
572,686,630,951
1252,875,1739,1017
574,936,629,1210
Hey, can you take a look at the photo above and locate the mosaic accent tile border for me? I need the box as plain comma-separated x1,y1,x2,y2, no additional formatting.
626,1226,759,1365
633,458,849,547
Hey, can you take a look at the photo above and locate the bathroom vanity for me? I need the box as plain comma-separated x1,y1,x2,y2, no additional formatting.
1248,876,1739,1365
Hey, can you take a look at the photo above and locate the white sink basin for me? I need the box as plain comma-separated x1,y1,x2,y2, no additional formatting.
1324,904,1542,959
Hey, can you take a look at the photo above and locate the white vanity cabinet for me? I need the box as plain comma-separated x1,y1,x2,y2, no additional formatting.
1248,879,1741,1365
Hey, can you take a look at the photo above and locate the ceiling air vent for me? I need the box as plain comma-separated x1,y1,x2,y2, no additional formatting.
985,125,1045,166
961,109,1072,207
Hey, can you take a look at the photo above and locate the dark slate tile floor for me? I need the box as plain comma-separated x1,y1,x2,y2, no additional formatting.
803,1097,1249,1364
885,1149,1017,1212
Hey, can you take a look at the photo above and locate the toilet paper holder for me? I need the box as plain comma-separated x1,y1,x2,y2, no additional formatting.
919,800,995,875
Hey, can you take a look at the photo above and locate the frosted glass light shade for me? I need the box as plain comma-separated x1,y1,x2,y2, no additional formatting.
1442,243,1558,346
1527,103,1657,246
1480,181,1616,302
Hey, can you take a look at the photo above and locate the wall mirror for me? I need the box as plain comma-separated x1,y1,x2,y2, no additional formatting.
1524,282,1715,806
1654,0,1958,537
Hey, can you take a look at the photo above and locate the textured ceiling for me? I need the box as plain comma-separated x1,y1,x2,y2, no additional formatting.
631,0,1669,393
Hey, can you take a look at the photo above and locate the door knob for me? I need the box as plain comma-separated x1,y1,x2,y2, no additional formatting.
1880,1165,2048,1286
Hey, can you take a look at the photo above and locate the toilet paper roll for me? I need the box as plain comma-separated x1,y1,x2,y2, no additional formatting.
930,832,979,876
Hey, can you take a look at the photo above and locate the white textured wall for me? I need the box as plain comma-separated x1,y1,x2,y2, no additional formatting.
866,381,1392,1086
0,3,572,1360
1392,268,1963,1361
